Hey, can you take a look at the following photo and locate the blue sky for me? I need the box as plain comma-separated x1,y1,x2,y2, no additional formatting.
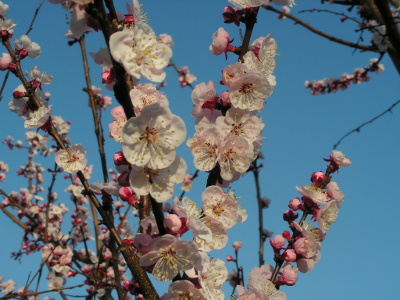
0,1,399,299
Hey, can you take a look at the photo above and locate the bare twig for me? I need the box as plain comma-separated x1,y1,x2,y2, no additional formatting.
25,1,44,35
262,4,378,52
333,99,400,149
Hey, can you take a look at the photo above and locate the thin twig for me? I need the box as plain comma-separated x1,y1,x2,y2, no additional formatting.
262,4,378,52
25,1,44,35
333,99,400,149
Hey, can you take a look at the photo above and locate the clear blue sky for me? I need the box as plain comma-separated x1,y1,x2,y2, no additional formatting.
0,1,399,299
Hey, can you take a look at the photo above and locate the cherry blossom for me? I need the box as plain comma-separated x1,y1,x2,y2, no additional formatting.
122,103,186,169
191,81,221,123
129,83,168,116
128,155,187,203
216,107,264,144
8,84,48,116
55,144,88,174
109,23,172,82
0,52,11,70
330,150,352,167
209,27,232,56
218,136,256,180
0,1,9,19
162,280,206,300
197,258,228,300
0,18,15,37
26,66,54,85
158,33,174,47
188,126,222,172
228,72,273,112
316,200,339,233
139,234,199,282
24,105,52,129
296,184,330,205
14,35,41,59
109,106,127,142
202,185,241,229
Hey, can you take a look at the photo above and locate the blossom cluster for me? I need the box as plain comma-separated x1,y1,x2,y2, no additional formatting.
0,0,355,299
305,58,384,95
266,150,351,286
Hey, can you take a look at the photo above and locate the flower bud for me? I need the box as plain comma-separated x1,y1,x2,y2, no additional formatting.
113,151,129,166
310,171,325,186
282,249,297,262
283,209,298,222
288,198,302,211
226,255,236,262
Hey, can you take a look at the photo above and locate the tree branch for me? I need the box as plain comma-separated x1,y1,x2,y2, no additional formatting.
262,4,378,52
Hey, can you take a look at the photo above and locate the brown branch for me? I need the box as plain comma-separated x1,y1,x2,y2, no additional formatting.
79,35,109,184
262,4,378,52
25,1,44,35
252,163,264,267
333,99,400,149
87,0,135,119
0,205,27,229
373,0,400,72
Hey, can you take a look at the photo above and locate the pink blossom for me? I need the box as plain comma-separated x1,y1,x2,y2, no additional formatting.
122,103,186,169
55,144,87,174
139,234,199,282
202,185,240,229
229,72,273,112
310,171,325,186
0,52,11,70
162,280,206,300
326,181,344,202
191,81,221,123
14,35,41,59
209,27,231,56
158,33,174,47
270,234,285,250
109,24,172,82
288,197,302,211
277,263,298,286
296,184,330,205
330,150,352,167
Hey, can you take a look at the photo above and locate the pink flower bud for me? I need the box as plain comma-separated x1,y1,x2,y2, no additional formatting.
119,187,137,205
282,231,292,241
282,249,297,262
12,90,25,99
113,151,129,166
0,53,11,70
310,171,325,186
226,255,236,262
219,91,231,106
283,209,298,222
288,198,302,211
164,214,182,234
270,234,285,250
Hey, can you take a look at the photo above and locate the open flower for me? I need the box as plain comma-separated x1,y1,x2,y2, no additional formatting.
139,234,199,282
109,24,172,82
128,156,187,203
55,144,87,174
228,72,273,112
14,35,41,59
122,103,186,169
